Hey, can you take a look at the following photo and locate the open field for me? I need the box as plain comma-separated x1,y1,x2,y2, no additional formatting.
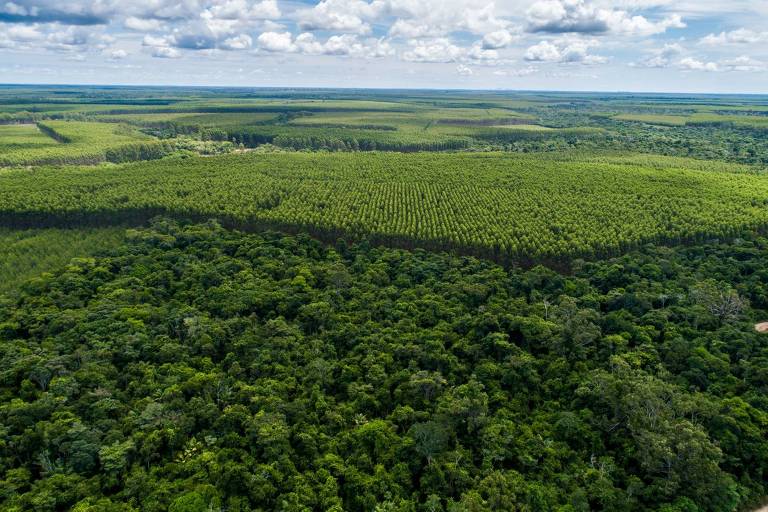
614,114,690,126
615,112,768,129
0,124,59,152
0,121,165,166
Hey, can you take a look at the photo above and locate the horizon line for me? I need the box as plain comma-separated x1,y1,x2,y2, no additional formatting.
1,82,767,97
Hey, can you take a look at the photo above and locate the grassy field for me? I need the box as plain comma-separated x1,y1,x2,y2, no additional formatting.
615,112,768,129
100,112,280,126
614,114,689,126
0,124,60,151
0,121,157,166
1,152,767,263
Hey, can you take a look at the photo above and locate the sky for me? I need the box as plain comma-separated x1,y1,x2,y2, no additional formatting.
0,0,767,93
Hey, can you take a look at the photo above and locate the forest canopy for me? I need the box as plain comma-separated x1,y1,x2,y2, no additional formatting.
1,219,767,512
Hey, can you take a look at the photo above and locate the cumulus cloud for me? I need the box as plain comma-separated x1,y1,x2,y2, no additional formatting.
720,55,765,72
151,46,181,58
296,0,381,34
482,29,518,49
401,38,501,64
631,45,763,73
106,48,128,60
294,0,512,39
133,1,285,54
700,29,768,45
221,34,253,50
0,1,109,25
401,39,463,63
257,30,393,58
719,55,764,72
3,23,44,42
387,0,510,38
0,0,763,86
678,57,717,72
526,0,685,36
631,42,683,68
0,24,98,52
142,33,182,58
206,0,281,20
673,55,764,73
257,31,294,52
124,16,163,32
456,64,473,76
524,37,606,64
388,19,444,39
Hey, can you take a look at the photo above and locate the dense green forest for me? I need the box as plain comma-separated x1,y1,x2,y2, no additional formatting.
2,219,768,511
3,86,768,511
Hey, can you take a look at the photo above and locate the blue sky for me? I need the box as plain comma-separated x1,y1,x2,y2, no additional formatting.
0,0,767,93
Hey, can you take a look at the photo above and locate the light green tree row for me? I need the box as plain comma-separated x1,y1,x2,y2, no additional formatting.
1,151,767,263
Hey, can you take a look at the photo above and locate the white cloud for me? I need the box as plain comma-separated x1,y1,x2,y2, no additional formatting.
700,29,768,46
221,34,253,50
257,31,294,52
1,2,34,16
106,48,128,60
720,56,765,72
678,57,717,72
632,45,763,73
482,29,517,49
631,42,683,68
0,0,763,90
249,0,281,19
142,33,183,58
258,30,394,58
294,0,512,40
400,37,503,65
401,38,466,63
45,26,91,52
526,0,685,36
524,38,606,64
456,64,473,76
124,16,163,32
5,24,45,42
388,19,443,39
152,46,181,58
387,0,510,38
206,0,281,20
466,44,499,62
296,0,382,34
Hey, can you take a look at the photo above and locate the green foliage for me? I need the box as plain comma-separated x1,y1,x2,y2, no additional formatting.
1,219,767,510
0,124,57,153
0,121,156,166
5,87,768,163
0,227,124,293
1,152,768,263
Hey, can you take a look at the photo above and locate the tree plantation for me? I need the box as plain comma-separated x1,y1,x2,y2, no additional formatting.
1,152,767,264
2,86,768,512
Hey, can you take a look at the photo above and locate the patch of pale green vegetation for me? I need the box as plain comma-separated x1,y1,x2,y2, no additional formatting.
0,226,125,293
